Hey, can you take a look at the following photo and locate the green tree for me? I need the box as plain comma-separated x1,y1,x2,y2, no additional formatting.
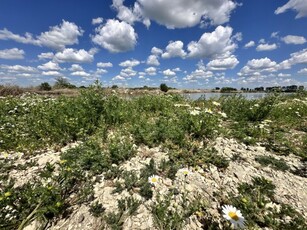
39,82,52,91
160,83,168,92
54,77,76,89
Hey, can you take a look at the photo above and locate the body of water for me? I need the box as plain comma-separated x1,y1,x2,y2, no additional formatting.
182,92,269,100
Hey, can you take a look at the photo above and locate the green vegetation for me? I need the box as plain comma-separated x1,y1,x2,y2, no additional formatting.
226,177,307,229
255,155,290,171
0,85,306,229
220,87,237,93
39,82,52,91
159,83,168,92
54,77,77,89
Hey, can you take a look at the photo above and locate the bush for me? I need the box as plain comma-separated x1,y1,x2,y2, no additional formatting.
0,85,24,96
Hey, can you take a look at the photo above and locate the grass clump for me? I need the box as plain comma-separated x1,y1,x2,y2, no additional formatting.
103,196,141,230
255,155,290,171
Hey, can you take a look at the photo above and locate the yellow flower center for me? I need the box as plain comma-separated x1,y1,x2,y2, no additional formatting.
228,211,239,221
183,171,189,175
151,178,157,183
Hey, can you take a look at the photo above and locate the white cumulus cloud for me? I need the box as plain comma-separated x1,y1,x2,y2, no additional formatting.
112,0,150,27
298,68,307,74
69,64,84,72
112,75,125,81
0,48,25,59
136,0,237,28
1,64,38,73
256,43,278,51
36,20,84,50
71,71,91,77
277,73,291,77
38,52,54,60
163,69,176,76
38,61,61,71
207,55,239,71
281,35,306,45
146,55,160,66
183,68,213,82
53,48,97,63
0,21,83,50
97,62,113,68
119,59,140,67
92,19,137,53
120,67,137,77
145,67,157,76
287,48,307,65
244,41,255,48
162,41,186,59
42,71,63,77
238,57,278,77
92,17,103,25
151,47,163,55
187,26,237,59
275,0,307,18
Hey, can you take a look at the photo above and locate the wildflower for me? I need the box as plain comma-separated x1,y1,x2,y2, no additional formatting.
218,111,227,118
4,192,11,197
254,104,259,107
65,167,72,172
258,124,264,129
178,168,190,177
55,202,62,207
196,211,204,217
222,205,245,229
148,175,159,186
295,111,301,117
174,103,190,107
59,159,67,164
190,109,200,115
212,101,221,106
205,108,213,114
265,202,281,213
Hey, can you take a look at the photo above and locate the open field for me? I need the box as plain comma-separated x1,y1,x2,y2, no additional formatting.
0,87,307,229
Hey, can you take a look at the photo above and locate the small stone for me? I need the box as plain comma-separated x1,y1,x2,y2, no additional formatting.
78,214,85,223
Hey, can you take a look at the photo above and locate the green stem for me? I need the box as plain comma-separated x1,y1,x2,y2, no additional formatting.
18,202,41,230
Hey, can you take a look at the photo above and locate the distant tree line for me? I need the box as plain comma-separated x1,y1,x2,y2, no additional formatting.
220,87,237,93
240,85,304,92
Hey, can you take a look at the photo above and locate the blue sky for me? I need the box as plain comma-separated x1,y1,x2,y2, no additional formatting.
0,0,307,89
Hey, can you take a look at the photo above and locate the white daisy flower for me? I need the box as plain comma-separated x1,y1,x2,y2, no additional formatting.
205,108,213,114
190,109,200,115
178,168,190,177
222,205,245,229
148,175,159,186
212,101,221,106
218,111,227,118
